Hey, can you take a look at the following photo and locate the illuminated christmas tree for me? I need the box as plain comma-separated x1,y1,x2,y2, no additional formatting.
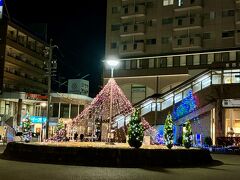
72,78,133,138
128,109,144,148
55,120,66,141
164,113,174,149
22,113,32,143
183,120,192,149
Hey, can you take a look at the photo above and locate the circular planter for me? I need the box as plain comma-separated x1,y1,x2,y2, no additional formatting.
2,142,213,167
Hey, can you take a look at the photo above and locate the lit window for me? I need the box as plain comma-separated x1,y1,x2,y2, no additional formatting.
163,0,174,6
178,0,183,6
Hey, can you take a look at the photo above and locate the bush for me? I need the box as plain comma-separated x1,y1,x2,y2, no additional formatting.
164,113,174,149
204,137,213,147
183,120,192,149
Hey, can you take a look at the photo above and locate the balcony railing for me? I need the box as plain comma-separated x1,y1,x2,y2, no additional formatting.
174,16,202,30
6,53,45,74
4,70,48,89
119,42,144,54
121,5,145,19
174,0,203,11
7,35,45,59
173,37,202,50
120,23,145,37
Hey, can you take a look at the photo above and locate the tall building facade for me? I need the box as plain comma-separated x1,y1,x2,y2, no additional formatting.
105,0,240,104
105,0,240,145
0,18,48,129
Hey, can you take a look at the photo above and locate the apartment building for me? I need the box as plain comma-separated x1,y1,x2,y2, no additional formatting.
105,0,240,104
0,18,48,127
105,0,240,145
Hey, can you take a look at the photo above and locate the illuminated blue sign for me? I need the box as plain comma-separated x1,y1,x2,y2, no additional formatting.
0,0,3,6
30,116,47,124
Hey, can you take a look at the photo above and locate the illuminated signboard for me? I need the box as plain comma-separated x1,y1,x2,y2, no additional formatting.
30,116,47,124
0,0,3,19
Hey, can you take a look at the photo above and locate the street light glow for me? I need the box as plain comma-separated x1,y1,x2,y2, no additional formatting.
106,59,119,68
105,57,120,78
41,102,47,107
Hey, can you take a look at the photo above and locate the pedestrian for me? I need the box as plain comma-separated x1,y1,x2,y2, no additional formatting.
74,132,78,142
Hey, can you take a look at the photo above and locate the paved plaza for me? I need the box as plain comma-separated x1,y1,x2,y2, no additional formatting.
0,145,240,180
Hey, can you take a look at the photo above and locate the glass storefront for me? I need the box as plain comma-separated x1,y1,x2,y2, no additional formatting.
225,109,240,137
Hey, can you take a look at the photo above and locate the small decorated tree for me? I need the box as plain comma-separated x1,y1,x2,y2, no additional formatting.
128,109,144,148
164,113,174,149
55,120,66,141
22,115,32,143
183,120,192,149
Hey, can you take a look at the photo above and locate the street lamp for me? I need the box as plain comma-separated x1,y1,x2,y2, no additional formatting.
105,57,119,144
106,59,120,78
40,102,47,142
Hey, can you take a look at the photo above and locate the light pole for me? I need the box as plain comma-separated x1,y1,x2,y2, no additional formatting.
105,58,119,144
40,102,47,142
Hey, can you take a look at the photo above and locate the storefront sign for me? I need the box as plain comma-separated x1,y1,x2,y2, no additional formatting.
30,116,47,124
26,93,48,100
222,99,240,107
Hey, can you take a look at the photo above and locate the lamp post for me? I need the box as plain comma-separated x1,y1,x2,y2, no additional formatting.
105,58,119,144
40,102,47,142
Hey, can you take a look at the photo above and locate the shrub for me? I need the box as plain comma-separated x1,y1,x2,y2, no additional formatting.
204,136,213,147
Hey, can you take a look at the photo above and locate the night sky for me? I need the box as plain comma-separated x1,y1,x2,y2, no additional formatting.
5,0,107,97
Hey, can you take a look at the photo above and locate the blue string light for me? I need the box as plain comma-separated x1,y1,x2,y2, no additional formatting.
173,90,197,121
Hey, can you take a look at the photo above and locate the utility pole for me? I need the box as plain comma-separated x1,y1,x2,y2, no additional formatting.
46,39,52,139
45,39,58,139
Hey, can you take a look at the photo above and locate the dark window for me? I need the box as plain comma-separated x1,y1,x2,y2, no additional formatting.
186,55,193,66
111,24,120,31
124,7,128,14
222,31,234,38
162,18,173,25
146,39,156,45
177,39,182,45
135,6,139,12
203,33,211,39
190,38,194,45
237,51,240,61
123,44,127,50
133,43,138,49
200,54,208,65
222,52,229,62
141,60,149,69
131,60,137,69
112,7,119,14
191,0,195,4
173,56,180,67
111,42,117,49
71,105,78,118
222,10,235,17
162,37,170,44
134,25,138,31
178,19,183,26
214,53,222,62
190,17,195,24
147,19,156,27
124,26,128,32
160,57,167,68
146,2,154,8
